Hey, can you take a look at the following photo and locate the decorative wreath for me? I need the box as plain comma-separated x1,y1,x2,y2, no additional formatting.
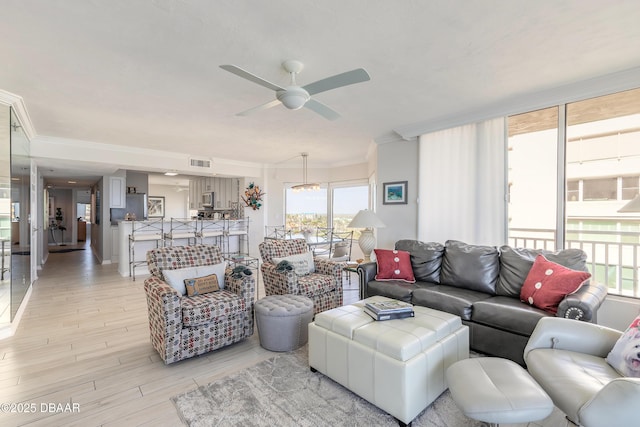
242,182,265,210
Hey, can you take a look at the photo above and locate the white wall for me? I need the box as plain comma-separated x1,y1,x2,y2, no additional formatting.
148,184,189,219
375,139,419,249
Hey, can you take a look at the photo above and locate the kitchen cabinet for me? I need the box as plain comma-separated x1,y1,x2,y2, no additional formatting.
189,177,239,210
109,176,126,208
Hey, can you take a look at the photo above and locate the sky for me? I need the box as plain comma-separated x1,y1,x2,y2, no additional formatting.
286,186,368,214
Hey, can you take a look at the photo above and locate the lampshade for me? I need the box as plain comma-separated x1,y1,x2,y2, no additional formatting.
618,194,640,213
347,209,386,229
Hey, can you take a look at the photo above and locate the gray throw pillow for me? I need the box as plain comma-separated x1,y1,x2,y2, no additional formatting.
496,246,588,297
440,240,500,294
395,240,444,283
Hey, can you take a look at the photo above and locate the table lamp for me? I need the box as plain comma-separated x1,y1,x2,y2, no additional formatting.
347,209,386,262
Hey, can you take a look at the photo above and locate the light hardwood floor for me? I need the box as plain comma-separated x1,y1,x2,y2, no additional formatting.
0,243,361,427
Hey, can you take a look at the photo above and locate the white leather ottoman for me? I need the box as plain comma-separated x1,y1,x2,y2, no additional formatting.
446,357,553,426
308,296,469,426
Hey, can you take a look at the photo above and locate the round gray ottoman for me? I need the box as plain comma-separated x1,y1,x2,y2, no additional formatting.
446,357,553,426
255,294,314,352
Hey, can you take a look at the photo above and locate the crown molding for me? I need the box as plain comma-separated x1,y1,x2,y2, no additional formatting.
394,65,640,139
0,89,37,140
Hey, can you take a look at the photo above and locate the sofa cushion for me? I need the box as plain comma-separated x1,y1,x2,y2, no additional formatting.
497,246,588,297
412,283,492,321
520,255,591,314
374,249,415,283
395,240,444,283
440,240,500,295
181,289,245,327
472,296,549,336
272,251,315,276
606,314,640,377
365,280,417,303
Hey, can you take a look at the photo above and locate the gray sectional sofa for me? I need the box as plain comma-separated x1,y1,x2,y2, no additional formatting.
358,239,608,365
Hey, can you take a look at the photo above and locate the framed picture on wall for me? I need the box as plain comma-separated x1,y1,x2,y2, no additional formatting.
148,196,165,218
383,181,408,205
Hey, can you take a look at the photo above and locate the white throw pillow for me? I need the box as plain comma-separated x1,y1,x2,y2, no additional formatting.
163,261,227,295
606,315,640,377
197,262,227,290
273,252,315,276
163,266,200,295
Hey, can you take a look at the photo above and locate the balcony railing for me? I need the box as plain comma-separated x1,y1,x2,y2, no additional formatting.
509,228,640,298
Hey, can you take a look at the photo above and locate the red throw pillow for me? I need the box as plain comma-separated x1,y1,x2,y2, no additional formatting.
520,255,591,314
374,249,416,283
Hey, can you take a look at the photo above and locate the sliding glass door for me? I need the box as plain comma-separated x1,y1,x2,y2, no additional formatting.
507,88,640,297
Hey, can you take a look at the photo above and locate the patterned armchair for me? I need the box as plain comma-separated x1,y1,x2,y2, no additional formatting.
259,238,344,315
143,245,255,364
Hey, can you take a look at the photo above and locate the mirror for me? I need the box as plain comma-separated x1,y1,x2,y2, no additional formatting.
0,105,9,327
10,107,30,321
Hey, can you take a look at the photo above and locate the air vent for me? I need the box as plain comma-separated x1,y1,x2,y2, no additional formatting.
189,158,212,168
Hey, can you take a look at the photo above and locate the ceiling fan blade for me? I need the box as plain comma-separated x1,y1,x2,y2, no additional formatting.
305,99,341,121
303,68,370,96
236,99,282,117
220,65,285,92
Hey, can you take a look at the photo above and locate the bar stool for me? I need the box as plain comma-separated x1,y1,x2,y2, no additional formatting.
129,219,164,281
164,217,197,246
196,218,225,246
226,218,250,255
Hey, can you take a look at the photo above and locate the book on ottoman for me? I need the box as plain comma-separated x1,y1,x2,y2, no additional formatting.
364,300,415,321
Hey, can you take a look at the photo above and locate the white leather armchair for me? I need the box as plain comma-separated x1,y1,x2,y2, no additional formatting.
524,317,640,427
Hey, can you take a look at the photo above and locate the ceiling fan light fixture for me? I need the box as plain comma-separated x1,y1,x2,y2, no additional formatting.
277,87,310,110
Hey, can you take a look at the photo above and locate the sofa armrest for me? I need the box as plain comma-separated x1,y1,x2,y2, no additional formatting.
357,262,377,298
579,377,640,427
557,279,608,322
524,317,622,362
143,276,182,363
225,269,256,304
314,257,345,292
260,262,298,295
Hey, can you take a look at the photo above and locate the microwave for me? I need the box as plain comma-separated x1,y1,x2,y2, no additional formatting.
202,192,215,207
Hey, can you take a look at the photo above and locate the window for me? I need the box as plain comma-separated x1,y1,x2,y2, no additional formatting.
582,178,617,201
332,184,368,238
567,180,579,202
509,87,640,297
622,176,639,200
507,107,559,250
284,187,328,232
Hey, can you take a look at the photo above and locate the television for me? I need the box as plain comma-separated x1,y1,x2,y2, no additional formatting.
202,192,215,207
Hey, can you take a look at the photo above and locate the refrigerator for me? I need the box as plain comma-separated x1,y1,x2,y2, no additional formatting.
110,193,148,224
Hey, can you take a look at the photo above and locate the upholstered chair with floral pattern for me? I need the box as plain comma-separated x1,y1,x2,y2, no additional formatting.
144,244,255,364
259,238,344,315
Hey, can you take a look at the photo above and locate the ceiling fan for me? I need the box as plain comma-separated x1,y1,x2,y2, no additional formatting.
219,60,370,121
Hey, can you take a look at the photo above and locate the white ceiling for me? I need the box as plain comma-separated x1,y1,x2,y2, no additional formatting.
1,1,640,185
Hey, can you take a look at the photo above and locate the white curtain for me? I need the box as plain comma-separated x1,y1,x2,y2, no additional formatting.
418,117,507,246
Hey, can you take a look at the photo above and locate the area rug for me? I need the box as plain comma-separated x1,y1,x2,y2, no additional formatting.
172,348,481,427
48,248,85,253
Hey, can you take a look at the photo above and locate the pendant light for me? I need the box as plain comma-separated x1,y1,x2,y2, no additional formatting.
291,153,320,192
